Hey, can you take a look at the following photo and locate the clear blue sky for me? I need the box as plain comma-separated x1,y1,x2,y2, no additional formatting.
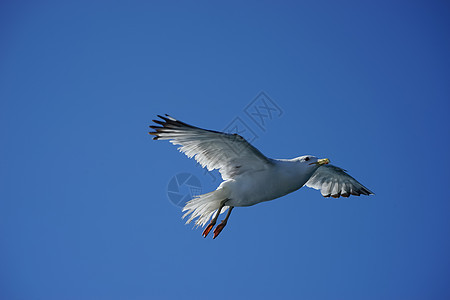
1,1,449,299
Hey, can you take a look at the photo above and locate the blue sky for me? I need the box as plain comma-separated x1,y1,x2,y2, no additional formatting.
1,1,449,299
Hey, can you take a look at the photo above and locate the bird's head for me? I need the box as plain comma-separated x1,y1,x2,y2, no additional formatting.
296,155,330,172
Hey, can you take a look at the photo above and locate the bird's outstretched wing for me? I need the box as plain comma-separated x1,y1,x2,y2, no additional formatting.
305,165,374,198
149,114,273,180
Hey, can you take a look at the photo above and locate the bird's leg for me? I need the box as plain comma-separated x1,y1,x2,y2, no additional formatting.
202,202,225,238
213,206,234,239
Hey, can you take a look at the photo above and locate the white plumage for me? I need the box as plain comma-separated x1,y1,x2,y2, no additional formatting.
150,114,373,238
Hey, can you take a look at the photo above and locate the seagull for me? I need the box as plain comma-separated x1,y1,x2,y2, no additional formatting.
149,114,374,239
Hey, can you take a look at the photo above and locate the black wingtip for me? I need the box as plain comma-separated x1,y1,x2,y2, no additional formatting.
152,120,165,126
362,187,374,196
148,131,159,139
157,114,174,122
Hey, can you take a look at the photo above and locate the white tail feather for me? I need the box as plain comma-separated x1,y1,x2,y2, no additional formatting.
182,188,229,227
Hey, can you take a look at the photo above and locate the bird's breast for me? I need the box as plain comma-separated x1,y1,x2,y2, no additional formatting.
224,165,309,207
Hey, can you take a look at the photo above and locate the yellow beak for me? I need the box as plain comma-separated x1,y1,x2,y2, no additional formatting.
310,158,330,165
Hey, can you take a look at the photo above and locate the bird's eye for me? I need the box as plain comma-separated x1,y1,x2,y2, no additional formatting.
304,157,310,162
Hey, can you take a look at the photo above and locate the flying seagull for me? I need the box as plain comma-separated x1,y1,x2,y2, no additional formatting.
149,114,373,239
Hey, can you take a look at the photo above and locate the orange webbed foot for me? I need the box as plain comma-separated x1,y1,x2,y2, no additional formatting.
202,223,215,238
213,222,227,239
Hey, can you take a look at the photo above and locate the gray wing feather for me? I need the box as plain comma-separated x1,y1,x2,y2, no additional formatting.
305,165,374,198
149,114,273,180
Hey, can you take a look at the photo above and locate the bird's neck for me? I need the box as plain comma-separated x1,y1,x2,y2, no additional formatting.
273,160,317,193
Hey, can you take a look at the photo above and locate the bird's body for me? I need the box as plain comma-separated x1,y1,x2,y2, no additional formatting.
150,114,373,238
222,158,316,207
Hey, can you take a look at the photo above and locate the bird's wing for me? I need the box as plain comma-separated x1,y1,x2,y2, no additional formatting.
149,114,273,180
305,165,374,198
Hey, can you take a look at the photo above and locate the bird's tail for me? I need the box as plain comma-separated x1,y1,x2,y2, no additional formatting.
182,187,229,227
